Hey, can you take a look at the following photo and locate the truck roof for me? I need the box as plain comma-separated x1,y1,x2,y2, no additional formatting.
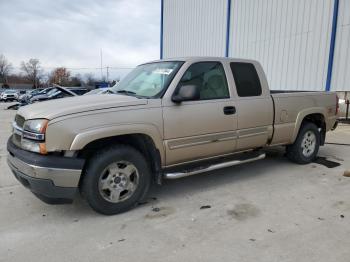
146,56,259,64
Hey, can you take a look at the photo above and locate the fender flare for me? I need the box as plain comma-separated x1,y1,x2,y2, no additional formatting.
291,107,327,143
69,123,165,163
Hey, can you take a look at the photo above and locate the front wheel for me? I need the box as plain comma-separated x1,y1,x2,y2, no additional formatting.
286,122,320,164
81,145,151,215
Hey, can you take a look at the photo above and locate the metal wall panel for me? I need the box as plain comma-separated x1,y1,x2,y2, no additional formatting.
229,0,334,91
331,0,350,91
162,0,228,58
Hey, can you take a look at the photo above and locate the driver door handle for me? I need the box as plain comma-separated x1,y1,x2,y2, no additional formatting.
223,106,236,115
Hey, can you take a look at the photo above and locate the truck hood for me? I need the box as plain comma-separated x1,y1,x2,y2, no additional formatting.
18,94,148,120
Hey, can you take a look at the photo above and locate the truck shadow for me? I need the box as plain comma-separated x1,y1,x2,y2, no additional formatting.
62,146,343,217
66,148,289,216
41,143,343,220
151,148,289,201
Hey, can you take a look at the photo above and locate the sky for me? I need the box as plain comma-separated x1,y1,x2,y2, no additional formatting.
0,0,161,80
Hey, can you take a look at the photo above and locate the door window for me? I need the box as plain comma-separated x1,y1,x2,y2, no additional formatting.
178,62,229,100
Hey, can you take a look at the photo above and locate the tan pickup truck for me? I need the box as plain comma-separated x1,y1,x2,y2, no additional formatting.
7,57,339,214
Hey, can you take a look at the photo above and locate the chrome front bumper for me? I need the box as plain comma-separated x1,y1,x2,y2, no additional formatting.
7,138,85,204
7,153,82,188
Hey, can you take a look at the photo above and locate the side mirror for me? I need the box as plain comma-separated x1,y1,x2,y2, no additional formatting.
172,84,200,103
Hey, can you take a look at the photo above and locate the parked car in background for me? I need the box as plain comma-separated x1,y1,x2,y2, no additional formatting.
0,90,17,102
29,86,77,103
27,87,87,103
7,86,84,110
18,88,46,103
84,88,115,95
17,90,31,102
7,88,53,110
7,57,339,215
68,88,89,96
14,90,28,101
28,88,45,96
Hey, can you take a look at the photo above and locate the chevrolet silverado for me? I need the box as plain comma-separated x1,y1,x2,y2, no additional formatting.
7,57,339,214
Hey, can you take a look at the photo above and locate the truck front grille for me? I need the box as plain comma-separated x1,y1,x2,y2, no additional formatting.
12,114,25,147
15,114,25,128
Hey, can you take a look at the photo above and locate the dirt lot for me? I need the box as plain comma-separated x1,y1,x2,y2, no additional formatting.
1,102,350,262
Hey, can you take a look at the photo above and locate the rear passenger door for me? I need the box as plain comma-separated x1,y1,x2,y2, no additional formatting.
230,62,273,150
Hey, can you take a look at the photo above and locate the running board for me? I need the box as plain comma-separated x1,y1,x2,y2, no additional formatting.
164,152,266,179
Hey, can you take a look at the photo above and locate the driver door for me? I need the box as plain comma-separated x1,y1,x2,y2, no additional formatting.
162,61,238,166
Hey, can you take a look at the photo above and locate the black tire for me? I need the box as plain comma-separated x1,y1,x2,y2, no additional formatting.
81,144,151,215
286,122,320,164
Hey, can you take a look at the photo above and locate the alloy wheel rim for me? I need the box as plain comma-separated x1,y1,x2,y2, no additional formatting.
98,161,139,203
301,131,316,157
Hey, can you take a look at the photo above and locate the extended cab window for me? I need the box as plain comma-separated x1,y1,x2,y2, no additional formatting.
230,62,262,97
178,62,229,100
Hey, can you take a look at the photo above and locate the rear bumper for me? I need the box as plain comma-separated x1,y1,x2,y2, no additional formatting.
7,138,85,204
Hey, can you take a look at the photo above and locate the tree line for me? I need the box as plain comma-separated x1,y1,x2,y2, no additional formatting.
0,54,116,89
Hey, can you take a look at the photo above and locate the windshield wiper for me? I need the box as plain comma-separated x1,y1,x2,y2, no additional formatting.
116,90,137,96
115,89,148,99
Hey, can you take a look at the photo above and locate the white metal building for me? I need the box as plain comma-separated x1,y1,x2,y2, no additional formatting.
160,0,350,92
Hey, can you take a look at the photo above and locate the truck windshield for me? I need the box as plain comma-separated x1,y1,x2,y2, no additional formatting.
111,61,183,98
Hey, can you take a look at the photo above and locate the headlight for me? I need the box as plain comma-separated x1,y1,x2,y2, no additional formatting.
21,119,48,154
23,119,48,134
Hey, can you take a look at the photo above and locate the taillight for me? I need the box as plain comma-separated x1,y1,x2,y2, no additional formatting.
336,95,339,115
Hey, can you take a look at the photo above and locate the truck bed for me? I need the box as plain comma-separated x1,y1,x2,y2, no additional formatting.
270,90,320,94
270,91,337,146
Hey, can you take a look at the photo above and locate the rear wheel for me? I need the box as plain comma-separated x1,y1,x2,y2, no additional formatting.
286,122,320,164
81,145,151,215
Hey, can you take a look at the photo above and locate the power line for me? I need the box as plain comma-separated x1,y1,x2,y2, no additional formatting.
11,66,135,70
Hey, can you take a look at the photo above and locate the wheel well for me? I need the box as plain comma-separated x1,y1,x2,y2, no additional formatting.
78,134,162,184
302,113,326,145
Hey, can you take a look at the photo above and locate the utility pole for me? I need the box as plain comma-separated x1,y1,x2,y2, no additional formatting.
100,49,103,80
106,66,109,83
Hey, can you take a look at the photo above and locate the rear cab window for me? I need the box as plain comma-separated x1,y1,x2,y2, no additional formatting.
230,63,262,97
